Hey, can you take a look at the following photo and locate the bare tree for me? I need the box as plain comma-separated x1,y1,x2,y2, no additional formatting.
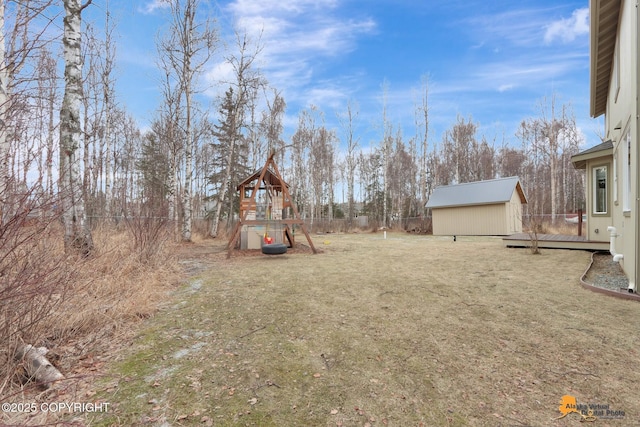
0,0,55,222
380,79,391,229
416,75,430,213
35,48,58,197
535,95,564,223
154,67,183,236
100,6,117,219
59,0,94,254
260,88,286,167
309,120,336,224
0,1,9,218
475,136,496,181
337,99,360,228
497,143,526,179
159,0,218,242
517,95,578,222
209,31,264,237
290,107,315,221
388,129,415,223
449,115,478,184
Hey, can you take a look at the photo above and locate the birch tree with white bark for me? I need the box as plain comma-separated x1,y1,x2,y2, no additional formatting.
159,0,218,242
337,99,359,228
380,80,391,229
59,0,93,254
416,76,430,212
0,0,54,222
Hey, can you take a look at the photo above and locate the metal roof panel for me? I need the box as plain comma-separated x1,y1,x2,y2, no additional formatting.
426,177,526,208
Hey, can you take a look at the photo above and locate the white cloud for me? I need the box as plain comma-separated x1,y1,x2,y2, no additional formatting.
227,0,338,17
139,0,170,14
218,0,376,107
544,7,589,44
498,84,515,93
462,8,551,48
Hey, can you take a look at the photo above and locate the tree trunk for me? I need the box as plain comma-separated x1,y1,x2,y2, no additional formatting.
46,55,56,197
59,0,93,255
181,5,194,242
0,1,9,224
210,136,235,238
167,153,178,236
182,86,193,242
102,8,115,220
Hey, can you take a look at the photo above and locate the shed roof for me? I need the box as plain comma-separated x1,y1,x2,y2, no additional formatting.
425,176,527,209
571,140,613,169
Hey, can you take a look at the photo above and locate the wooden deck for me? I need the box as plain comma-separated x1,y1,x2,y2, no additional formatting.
503,233,609,251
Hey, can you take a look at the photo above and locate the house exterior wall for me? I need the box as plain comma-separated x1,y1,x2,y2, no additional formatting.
600,0,638,291
432,203,508,236
583,158,613,242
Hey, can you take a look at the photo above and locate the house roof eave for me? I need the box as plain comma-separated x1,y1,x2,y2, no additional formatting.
571,140,614,169
590,0,621,118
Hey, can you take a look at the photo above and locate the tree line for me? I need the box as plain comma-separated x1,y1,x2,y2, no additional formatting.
0,0,587,251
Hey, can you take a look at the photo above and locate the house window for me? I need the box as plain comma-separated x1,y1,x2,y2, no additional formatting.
623,129,631,212
593,166,607,214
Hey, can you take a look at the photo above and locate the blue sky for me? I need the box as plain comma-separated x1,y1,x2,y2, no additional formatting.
92,0,602,151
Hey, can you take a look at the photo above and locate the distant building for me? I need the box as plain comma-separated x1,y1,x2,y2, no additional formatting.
426,177,527,236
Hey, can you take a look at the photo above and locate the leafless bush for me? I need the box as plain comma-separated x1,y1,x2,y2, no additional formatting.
0,190,77,391
0,188,182,402
123,215,172,262
524,216,544,255
192,218,211,239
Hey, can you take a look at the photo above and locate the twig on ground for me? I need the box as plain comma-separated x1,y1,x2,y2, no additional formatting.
460,301,486,307
238,325,267,339
423,288,448,298
547,369,599,378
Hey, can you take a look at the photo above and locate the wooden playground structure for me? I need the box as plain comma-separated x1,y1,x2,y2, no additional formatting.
227,153,317,258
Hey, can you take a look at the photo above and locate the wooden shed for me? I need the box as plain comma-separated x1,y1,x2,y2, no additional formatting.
425,177,527,236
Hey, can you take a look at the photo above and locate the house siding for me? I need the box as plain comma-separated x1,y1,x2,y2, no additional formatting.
599,0,638,291
585,159,613,242
432,203,508,236
508,190,524,234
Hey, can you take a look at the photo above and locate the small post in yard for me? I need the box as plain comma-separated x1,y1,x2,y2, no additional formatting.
578,208,583,236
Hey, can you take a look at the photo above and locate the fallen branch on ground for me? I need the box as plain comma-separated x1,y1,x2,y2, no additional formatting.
15,344,64,388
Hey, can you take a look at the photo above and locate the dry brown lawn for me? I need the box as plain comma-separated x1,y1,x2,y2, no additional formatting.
40,233,640,426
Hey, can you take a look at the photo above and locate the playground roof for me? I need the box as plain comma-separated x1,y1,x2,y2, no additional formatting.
237,167,289,191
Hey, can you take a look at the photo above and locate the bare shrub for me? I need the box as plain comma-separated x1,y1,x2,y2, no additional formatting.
191,218,210,240
524,215,544,254
50,226,179,340
1,203,180,403
123,215,172,262
0,190,78,391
